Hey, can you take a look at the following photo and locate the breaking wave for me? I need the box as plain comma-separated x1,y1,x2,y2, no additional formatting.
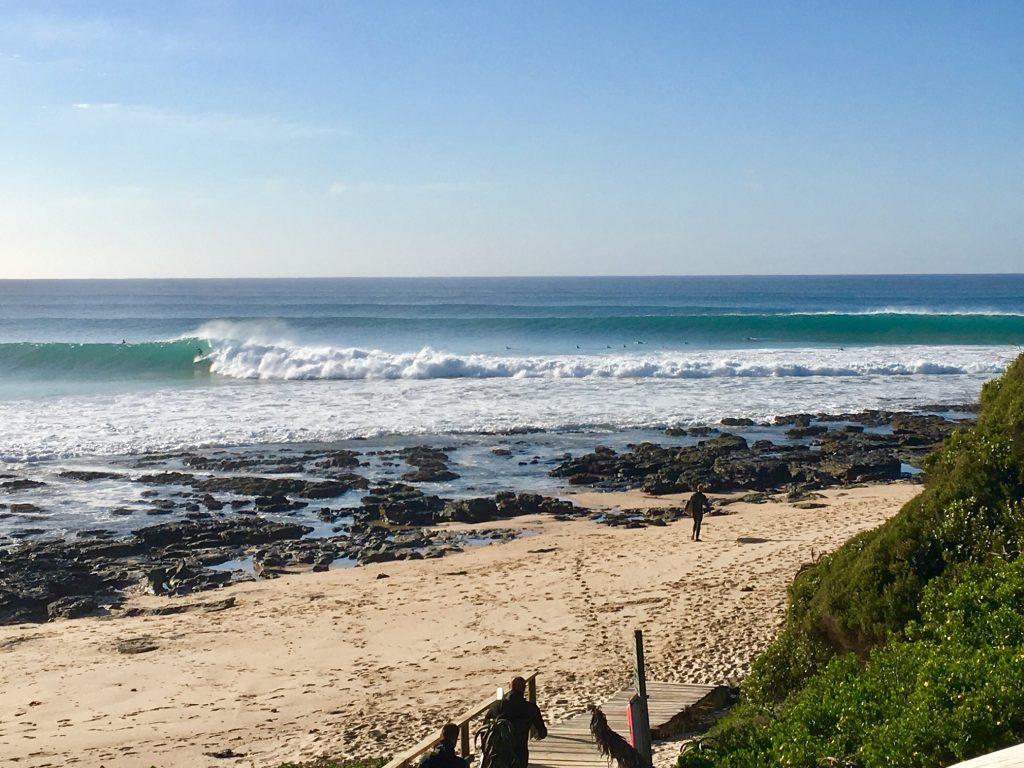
203,341,1011,380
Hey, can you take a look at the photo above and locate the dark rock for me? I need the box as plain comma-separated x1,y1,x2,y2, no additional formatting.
8,528,46,538
360,548,398,565
132,519,312,549
193,476,362,499
721,417,755,427
122,597,236,617
205,749,246,759
58,471,125,482
786,425,828,438
401,465,460,482
116,636,159,654
313,450,361,469
441,497,499,523
819,451,902,483
136,472,195,485
1,479,46,492
47,596,97,620
10,503,42,514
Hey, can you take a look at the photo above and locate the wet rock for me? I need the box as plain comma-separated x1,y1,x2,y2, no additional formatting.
1,479,46,492
313,450,361,469
399,446,461,482
132,518,312,549
183,454,265,471
136,472,195,485
254,495,308,514
193,475,363,499
441,497,499,523
786,425,828,438
201,494,225,511
361,482,446,526
721,417,756,427
891,412,964,443
58,471,126,482
818,451,902,483
8,528,46,538
401,466,460,482
9,503,42,514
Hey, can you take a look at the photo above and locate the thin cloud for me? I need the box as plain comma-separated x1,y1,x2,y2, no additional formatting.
69,103,342,141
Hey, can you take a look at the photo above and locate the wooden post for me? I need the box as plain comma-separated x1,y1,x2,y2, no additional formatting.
630,629,652,766
528,675,537,704
460,722,470,758
632,629,647,698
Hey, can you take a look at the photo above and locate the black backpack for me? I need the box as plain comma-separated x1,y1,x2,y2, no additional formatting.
475,716,522,768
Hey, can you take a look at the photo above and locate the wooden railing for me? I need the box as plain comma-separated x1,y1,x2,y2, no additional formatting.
382,672,539,768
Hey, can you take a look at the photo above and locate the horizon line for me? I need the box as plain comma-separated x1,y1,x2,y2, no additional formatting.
2,272,1023,282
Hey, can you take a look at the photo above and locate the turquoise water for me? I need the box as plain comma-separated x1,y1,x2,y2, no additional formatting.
0,275,1020,461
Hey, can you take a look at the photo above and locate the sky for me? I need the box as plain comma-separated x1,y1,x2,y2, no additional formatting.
0,1,1021,278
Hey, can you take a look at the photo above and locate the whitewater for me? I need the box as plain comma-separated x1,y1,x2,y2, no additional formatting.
0,275,1022,462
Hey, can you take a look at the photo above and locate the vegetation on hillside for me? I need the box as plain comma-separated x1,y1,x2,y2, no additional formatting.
680,353,1024,767
277,757,389,768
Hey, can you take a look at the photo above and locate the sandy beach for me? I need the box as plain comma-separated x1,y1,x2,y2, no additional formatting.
0,482,921,768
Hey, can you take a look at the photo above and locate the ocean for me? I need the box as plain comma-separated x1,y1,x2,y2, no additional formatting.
1,274,1021,539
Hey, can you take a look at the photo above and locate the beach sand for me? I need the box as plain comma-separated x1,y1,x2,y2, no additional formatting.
0,482,921,768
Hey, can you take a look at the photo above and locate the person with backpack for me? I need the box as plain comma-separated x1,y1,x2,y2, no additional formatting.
482,676,547,768
687,484,709,541
418,723,469,768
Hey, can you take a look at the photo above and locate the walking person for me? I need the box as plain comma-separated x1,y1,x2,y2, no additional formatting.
688,484,709,541
485,676,547,768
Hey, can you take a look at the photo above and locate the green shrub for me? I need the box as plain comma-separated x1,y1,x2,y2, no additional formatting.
680,354,1024,767
277,758,389,768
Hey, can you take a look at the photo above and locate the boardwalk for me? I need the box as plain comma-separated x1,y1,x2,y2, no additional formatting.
528,682,721,768
947,743,1024,768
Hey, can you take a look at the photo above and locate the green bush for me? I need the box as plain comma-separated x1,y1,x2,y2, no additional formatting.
681,559,1024,768
277,758,389,768
680,354,1024,767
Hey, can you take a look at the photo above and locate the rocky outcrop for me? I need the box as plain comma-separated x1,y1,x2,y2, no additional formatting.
551,410,969,495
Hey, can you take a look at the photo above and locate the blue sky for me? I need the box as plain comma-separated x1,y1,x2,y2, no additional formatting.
0,1,1021,277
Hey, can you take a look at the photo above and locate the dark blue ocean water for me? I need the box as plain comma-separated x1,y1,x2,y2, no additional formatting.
1,275,1023,354
0,274,1019,464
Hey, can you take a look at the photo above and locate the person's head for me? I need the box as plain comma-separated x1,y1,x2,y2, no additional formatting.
441,723,460,746
697,484,706,493
510,676,527,695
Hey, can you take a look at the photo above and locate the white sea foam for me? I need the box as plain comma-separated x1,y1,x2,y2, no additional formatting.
199,339,1013,381
0,345,1008,464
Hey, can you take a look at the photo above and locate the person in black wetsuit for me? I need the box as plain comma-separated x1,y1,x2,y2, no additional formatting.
417,723,469,768
688,484,709,541
485,676,547,767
